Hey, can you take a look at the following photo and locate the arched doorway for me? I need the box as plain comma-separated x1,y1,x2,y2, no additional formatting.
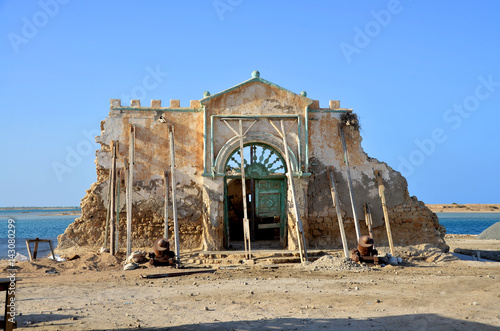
224,143,287,249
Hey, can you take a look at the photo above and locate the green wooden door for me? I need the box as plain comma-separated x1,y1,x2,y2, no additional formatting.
224,144,287,248
255,179,286,247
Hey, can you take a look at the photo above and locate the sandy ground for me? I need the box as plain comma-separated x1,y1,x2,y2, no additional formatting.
426,203,500,213
1,236,499,331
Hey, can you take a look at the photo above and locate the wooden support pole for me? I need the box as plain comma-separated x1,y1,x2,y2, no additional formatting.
375,170,395,256
25,241,31,260
238,120,252,260
339,124,361,240
126,125,135,258
109,140,117,255
124,160,130,256
327,167,349,259
169,125,181,268
222,118,258,259
163,170,169,240
48,240,55,260
33,240,39,260
270,119,308,262
115,169,121,253
104,176,112,249
363,202,374,240
104,147,113,249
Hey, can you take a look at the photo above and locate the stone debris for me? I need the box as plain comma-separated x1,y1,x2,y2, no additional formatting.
123,263,139,271
126,251,148,264
303,255,371,272
394,244,458,263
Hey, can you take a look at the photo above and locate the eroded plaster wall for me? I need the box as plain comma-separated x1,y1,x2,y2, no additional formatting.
58,100,206,250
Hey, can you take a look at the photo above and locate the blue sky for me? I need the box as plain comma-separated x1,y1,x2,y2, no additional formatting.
1,0,499,206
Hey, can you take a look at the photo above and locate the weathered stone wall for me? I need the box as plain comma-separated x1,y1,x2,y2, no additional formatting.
58,99,205,250
58,75,448,253
304,109,447,251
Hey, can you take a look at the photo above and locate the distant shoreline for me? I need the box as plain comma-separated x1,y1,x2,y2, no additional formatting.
427,203,500,213
0,206,81,216
0,206,79,210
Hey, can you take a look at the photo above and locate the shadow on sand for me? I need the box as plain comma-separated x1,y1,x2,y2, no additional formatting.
107,314,498,331
16,313,78,328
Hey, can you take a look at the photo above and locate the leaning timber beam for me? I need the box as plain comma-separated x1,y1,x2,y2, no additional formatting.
110,140,117,255
375,170,395,256
169,125,181,268
339,124,361,240
269,119,308,263
327,167,349,259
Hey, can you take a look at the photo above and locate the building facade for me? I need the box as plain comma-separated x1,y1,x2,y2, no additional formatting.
58,71,448,252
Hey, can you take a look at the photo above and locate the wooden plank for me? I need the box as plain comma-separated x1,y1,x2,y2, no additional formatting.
327,167,350,259
104,156,113,249
258,223,280,229
363,202,374,240
48,240,56,260
126,125,135,258
222,118,257,259
109,140,117,255
339,125,361,240
115,169,121,253
26,240,33,261
238,120,252,260
169,125,181,268
124,160,130,256
33,237,39,260
375,170,395,255
271,119,308,263
163,170,169,240
141,269,216,279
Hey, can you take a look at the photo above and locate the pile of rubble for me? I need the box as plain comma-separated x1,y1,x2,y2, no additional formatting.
304,254,372,272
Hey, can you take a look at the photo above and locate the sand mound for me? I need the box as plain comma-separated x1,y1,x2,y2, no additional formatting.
3,252,125,275
6,258,62,274
478,222,500,240
73,252,123,271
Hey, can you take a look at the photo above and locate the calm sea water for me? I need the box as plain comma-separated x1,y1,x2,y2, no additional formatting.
1,209,499,259
436,212,500,235
0,208,80,259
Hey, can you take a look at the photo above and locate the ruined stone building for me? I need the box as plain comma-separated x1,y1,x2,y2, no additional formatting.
58,71,448,252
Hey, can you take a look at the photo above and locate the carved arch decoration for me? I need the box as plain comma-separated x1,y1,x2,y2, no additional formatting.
213,132,298,176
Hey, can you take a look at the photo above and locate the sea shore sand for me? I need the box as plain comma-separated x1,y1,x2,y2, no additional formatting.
1,236,499,330
426,203,500,213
